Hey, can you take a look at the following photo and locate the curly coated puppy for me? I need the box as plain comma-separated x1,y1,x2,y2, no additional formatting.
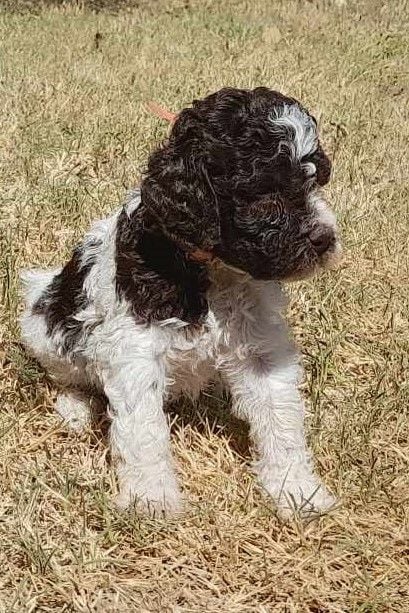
21,87,342,518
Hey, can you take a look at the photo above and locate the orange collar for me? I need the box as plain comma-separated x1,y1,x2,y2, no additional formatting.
188,249,214,263
146,101,178,124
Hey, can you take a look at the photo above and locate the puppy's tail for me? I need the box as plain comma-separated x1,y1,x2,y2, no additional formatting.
146,101,178,124
20,267,60,309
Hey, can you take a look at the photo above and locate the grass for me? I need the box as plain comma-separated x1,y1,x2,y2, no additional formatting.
0,0,408,610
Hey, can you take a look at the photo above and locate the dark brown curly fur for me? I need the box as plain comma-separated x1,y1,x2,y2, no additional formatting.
115,87,334,324
32,242,101,352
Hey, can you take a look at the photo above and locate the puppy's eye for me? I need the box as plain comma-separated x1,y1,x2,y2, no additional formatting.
302,162,316,178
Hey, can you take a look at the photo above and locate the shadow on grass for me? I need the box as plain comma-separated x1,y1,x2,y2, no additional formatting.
168,391,251,460
2,0,152,13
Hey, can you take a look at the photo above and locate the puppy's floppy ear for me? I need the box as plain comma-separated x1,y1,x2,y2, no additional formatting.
141,108,221,253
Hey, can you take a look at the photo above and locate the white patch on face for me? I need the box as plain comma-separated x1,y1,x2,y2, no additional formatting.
307,191,343,269
269,104,318,160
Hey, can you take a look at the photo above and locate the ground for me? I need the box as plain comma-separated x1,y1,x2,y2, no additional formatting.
0,0,408,611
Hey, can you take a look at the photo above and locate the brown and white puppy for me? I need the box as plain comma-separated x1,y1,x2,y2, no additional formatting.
21,87,341,518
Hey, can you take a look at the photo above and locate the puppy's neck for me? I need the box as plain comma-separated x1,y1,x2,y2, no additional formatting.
207,258,250,287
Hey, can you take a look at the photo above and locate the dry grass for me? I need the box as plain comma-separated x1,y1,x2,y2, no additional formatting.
1,0,408,610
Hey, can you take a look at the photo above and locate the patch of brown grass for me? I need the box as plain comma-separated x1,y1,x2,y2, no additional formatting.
1,0,408,610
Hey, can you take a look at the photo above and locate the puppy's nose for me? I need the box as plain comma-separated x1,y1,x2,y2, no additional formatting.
309,228,335,256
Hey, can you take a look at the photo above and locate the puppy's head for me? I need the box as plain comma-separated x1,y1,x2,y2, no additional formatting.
141,87,341,281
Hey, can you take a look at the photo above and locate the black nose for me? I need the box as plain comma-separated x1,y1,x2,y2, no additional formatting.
309,228,335,256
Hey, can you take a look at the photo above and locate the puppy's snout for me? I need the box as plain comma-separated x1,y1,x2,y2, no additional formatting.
309,227,336,256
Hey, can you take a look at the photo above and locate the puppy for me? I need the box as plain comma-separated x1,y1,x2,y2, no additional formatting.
21,87,342,518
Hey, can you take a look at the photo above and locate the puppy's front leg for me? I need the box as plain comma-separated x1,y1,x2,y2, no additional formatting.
103,369,183,517
219,347,336,519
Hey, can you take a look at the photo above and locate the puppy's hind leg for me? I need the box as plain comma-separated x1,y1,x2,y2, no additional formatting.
55,390,92,432
20,267,104,433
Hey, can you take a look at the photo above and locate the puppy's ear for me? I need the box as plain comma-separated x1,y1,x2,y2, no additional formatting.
141,109,221,252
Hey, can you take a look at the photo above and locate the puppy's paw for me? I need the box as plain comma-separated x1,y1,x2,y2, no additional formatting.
275,482,337,520
262,471,337,520
115,477,184,518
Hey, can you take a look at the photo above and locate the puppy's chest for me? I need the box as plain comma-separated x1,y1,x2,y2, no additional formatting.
164,284,259,384
164,323,217,396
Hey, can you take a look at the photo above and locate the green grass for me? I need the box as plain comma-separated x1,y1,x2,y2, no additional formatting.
0,0,408,611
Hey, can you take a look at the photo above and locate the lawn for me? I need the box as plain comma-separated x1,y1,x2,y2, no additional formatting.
0,0,408,611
